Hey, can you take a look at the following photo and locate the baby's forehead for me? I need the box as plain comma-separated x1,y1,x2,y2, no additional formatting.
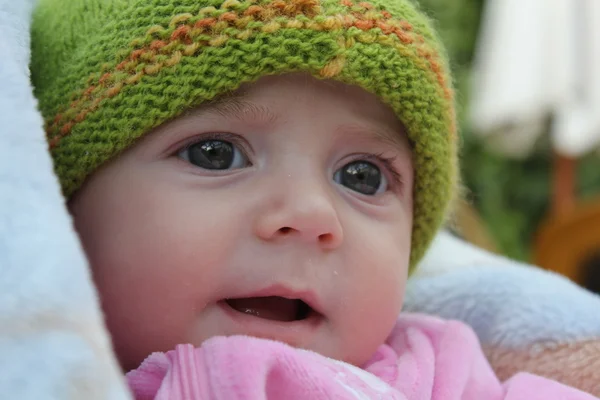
185,74,412,155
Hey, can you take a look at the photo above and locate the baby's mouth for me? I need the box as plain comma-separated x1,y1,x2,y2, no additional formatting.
224,296,313,322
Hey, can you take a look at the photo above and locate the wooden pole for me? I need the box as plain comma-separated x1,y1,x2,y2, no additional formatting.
551,152,577,217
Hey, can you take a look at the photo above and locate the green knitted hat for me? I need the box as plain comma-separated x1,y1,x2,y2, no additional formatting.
31,0,458,269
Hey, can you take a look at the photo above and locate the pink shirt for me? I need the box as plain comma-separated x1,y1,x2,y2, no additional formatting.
126,313,597,400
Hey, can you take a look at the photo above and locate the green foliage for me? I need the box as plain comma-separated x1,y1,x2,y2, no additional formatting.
417,0,483,67
418,0,600,260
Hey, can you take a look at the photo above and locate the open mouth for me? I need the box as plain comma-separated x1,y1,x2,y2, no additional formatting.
224,296,315,322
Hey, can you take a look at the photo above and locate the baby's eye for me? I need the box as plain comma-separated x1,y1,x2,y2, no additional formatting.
178,139,249,170
334,160,387,195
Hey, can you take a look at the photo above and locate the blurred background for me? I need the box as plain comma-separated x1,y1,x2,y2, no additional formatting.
419,0,600,293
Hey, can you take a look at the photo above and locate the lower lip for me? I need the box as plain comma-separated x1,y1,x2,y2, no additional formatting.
217,301,322,345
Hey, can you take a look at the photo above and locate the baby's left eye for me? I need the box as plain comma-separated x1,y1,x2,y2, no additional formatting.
334,160,388,195
178,139,250,170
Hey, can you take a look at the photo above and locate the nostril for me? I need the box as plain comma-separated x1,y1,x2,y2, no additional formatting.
318,233,334,244
273,228,339,247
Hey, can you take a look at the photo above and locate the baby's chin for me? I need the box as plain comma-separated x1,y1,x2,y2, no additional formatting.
115,297,391,371
181,302,385,368
183,301,329,350
155,300,370,368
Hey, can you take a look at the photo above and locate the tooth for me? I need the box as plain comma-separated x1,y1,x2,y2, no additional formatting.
241,307,261,317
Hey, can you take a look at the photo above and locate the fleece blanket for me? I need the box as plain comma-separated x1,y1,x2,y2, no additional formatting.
0,1,599,398
125,315,596,400
406,232,600,395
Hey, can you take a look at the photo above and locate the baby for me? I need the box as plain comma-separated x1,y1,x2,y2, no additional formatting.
30,0,597,398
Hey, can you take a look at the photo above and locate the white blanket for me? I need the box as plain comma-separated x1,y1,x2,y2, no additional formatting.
0,1,130,398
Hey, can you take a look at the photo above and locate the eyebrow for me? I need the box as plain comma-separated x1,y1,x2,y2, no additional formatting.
182,94,411,155
183,92,279,125
337,122,411,157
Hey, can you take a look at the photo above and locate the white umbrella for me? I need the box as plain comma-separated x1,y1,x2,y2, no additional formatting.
470,0,600,159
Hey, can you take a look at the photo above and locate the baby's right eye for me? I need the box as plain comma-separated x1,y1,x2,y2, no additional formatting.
178,138,250,170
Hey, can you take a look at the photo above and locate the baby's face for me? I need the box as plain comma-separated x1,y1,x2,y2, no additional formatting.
70,74,414,371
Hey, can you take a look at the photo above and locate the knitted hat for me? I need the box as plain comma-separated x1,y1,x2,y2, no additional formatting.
31,0,458,269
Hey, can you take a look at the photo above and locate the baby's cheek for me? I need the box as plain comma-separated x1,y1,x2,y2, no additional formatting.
338,253,407,365
95,247,210,370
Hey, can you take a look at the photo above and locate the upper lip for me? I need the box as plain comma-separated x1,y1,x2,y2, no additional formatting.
226,284,325,316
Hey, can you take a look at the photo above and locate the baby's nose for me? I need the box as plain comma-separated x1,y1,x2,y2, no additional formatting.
253,175,343,249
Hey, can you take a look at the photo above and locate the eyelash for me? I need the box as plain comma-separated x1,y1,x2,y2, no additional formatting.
177,132,253,163
353,153,404,191
176,134,403,190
